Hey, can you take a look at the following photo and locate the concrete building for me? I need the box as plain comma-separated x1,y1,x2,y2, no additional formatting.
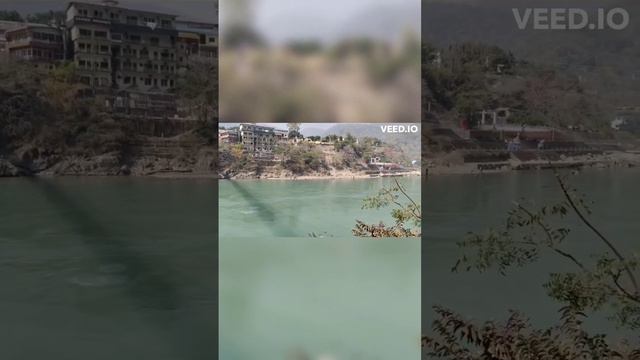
238,124,281,154
219,128,239,144
175,20,218,68
66,1,180,91
0,21,26,62
4,24,64,67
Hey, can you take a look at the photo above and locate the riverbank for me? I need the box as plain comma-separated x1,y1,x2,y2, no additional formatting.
425,151,640,176
219,169,422,181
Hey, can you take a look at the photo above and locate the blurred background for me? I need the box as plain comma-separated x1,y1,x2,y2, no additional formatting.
219,0,421,123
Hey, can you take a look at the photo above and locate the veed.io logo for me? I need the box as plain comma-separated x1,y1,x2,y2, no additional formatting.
380,125,419,133
513,8,630,30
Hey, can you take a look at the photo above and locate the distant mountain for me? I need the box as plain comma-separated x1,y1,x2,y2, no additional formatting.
299,124,329,137
422,0,640,106
323,123,421,160
423,0,639,63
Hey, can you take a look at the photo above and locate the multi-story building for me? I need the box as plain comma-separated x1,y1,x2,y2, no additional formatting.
175,20,218,69
0,2,217,117
4,23,64,67
66,0,179,92
219,128,239,144
0,21,24,61
239,124,282,154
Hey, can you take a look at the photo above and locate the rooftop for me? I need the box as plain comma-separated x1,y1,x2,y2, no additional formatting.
67,1,178,19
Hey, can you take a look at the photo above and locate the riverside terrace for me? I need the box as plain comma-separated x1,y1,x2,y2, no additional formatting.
424,125,619,165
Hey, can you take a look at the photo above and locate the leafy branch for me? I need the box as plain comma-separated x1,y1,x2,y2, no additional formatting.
453,171,640,330
353,178,421,237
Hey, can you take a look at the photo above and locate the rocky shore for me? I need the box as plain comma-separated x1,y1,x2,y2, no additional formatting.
0,134,217,178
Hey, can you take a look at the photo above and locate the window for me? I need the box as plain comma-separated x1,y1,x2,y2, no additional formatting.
124,76,131,84
161,20,171,28
94,10,103,18
161,79,167,87
79,28,92,36
150,37,159,45
111,33,122,41
130,35,141,43
110,12,119,20
100,61,109,69
78,59,87,68
126,16,138,24
94,31,107,38
144,78,151,86
100,45,109,53
79,9,88,16
169,80,174,87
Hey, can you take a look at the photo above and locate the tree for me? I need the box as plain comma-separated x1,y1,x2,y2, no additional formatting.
0,10,23,22
25,11,65,25
353,178,421,237
424,171,640,358
423,306,639,359
287,122,300,133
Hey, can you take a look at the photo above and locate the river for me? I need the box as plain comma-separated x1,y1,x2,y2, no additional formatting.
218,177,421,359
423,167,640,341
219,177,421,238
0,178,217,360
2,169,635,359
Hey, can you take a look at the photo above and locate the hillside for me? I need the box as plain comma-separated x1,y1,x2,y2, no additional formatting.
0,62,216,177
422,0,640,109
218,135,418,179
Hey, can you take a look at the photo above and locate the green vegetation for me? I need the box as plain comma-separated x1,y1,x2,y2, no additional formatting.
0,58,216,175
218,132,414,178
0,62,125,161
0,10,23,21
0,10,65,24
423,42,612,132
353,178,421,237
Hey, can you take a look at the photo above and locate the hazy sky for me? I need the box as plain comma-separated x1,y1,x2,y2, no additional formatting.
1,0,217,23
221,123,335,135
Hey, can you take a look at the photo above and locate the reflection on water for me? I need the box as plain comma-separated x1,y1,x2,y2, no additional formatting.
0,178,217,360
